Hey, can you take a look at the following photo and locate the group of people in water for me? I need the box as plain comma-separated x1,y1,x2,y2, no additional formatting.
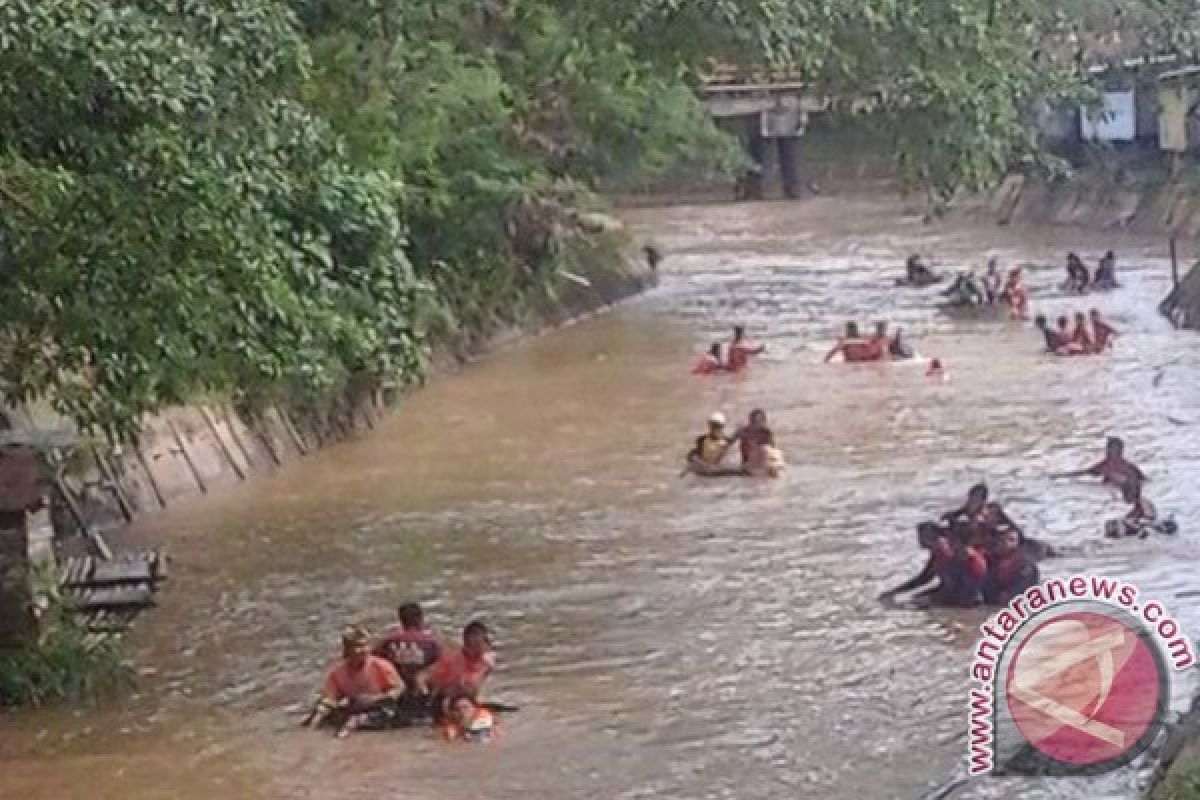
1034,308,1118,356
692,325,766,374
305,606,502,741
1063,250,1119,293
881,436,1174,608
685,409,785,477
823,320,915,363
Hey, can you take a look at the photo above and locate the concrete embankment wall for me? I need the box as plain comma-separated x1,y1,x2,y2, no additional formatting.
958,172,1200,237
45,238,656,538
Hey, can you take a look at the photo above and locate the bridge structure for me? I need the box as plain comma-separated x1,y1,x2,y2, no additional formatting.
697,65,882,198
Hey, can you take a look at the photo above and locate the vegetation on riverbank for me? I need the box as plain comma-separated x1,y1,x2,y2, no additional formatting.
0,569,131,707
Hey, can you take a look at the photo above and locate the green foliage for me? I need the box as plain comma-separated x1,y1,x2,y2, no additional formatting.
5,0,1183,437
0,568,132,707
0,0,427,439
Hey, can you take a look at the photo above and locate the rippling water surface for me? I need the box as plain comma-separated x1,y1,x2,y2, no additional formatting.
2,197,1198,800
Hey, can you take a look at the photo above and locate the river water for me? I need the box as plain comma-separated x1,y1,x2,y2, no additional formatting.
2,196,1199,800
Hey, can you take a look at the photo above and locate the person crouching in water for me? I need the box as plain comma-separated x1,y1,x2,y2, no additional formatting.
439,692,498,742
307,625,404,737
1035,314,1065,354
373,602,442,722
427,620,497,722
732,409,782,477
1105,479,1177,538
692,343,726,375
889,327,914,359
983,530,1039,605
686,412,733,475
878,523,987,607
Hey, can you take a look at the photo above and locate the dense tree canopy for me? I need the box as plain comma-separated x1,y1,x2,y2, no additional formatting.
0,0,1188,436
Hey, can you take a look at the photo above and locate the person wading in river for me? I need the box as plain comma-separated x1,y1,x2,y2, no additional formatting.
940,483,1024,551
426,620,496,721
373,602,442,719
878,522,987,607
726,326,765,372
308,625,404,737
686,412,734,474
692,343,726,375
731,409,777,476
824,321,888,363
1056,436,1146,488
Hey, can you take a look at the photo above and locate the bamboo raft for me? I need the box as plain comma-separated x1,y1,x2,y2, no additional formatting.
58,550,169,635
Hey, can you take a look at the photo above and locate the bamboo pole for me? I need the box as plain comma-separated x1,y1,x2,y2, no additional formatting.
132,439,167,509
219,406,255,472
90,445,135,522
166,417,206,494
199,406,245,481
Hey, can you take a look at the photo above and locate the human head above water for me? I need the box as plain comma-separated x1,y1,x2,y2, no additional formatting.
874,320,888,337
845,321,861,339
732,325,745,342
708,411,726,432
397,602,424,629
749,409,767,427
1057,316,1069,330
1106,436,1125,457
341,624,371,665
1034,314,1048,329
463,620,492,657
966,483,988,512
708,342,722,359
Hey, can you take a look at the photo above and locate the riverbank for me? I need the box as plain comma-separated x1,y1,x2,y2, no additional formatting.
34,227,656,544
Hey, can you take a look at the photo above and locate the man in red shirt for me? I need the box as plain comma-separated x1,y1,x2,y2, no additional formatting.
726,326,765,371
427,620,496,718
307,625,403,735
1059,436,1146,488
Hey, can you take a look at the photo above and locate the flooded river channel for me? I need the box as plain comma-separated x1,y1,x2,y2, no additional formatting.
2,196,1199,800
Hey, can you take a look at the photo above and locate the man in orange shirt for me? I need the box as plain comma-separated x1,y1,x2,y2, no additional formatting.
427,620,496,719
307,625,403,736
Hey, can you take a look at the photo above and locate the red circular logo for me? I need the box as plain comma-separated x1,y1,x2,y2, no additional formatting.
1005,610,1164,768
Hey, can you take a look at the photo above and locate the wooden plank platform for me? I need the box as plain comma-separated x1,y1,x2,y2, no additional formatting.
57,549,169,635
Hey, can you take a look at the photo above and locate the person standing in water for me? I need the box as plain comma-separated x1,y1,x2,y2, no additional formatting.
727,326,765,371
1057,436,1146,488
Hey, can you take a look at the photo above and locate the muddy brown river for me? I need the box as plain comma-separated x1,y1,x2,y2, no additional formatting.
2,196,1199,800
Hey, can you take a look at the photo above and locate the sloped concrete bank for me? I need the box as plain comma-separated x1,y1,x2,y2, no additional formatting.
41,235,656,539
959,173,1200,237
